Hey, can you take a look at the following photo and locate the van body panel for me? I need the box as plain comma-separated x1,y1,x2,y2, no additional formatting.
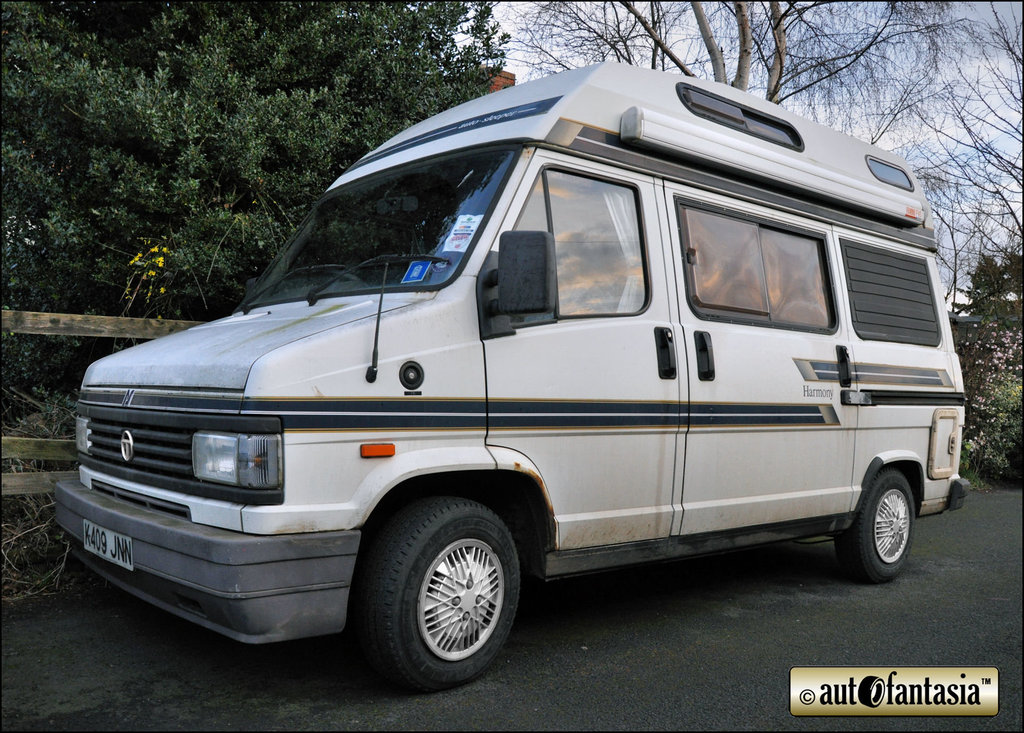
240,445,499,535
238,280,491,533
833,231,965,516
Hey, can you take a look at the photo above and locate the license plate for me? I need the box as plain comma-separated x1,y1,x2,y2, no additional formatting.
82,519,134,571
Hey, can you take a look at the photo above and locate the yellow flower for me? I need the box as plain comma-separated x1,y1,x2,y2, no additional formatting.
159,287,166,294
148,270,157,277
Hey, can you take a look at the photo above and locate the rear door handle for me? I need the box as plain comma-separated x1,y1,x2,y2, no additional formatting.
654,327,676,379
695,331,715,381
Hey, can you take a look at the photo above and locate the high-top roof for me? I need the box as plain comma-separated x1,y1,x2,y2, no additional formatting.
332,62,929,229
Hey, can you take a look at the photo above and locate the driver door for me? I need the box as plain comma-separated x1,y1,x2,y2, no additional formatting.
483,153,683,550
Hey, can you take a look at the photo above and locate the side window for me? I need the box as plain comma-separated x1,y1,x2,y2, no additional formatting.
514,169,647,317
680,205,833,330
841,239,940,346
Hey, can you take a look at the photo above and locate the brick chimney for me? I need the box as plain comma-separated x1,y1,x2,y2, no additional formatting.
488,69,516,93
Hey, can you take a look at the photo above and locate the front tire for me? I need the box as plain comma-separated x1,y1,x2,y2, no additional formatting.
355,497,520,691
835,468,915,583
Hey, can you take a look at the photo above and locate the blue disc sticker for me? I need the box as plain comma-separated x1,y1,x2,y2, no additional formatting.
401,261,432,283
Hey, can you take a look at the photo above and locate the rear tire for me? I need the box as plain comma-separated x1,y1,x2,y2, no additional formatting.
355,497,520,691
835,468,915,583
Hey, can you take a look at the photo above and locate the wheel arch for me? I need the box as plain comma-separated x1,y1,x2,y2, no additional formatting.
358,467,554,580
859,453,925,516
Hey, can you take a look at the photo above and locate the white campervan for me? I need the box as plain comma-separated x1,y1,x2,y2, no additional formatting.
57,62,969,691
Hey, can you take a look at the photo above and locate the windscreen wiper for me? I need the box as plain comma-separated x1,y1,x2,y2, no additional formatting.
305,264,356,306
239,264,352,313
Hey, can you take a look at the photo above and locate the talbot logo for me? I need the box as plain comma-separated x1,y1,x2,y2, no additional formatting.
120,430,135,462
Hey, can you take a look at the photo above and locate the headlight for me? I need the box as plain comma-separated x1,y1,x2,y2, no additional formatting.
192,432,282,488
76,416,92,454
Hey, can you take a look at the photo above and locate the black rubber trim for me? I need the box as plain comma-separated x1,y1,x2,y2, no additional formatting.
948,478,969,511
544,512,854,577
862,390,965,406
80,403,280,432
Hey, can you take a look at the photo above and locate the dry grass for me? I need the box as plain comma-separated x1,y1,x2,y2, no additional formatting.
2,494,77,599
1,386,96,600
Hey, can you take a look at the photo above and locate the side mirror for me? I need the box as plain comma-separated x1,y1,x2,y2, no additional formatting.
496,230,557,315
477,231,557,340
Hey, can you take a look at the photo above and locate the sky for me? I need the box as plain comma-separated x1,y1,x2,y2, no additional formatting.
492,1,1022,85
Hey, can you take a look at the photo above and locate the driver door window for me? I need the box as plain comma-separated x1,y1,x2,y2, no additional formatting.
515,170,647,317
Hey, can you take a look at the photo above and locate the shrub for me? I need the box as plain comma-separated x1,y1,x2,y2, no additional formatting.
957,321,1023,481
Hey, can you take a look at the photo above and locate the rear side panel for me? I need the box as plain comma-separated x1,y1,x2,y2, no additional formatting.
834,231,965,515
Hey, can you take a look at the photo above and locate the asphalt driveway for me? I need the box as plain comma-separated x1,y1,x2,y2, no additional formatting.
3,485,1020,731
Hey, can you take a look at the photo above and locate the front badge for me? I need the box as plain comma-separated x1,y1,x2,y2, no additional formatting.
120,430,134,462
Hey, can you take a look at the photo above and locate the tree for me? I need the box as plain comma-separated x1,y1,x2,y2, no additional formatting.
502,2,957,113
2,1,507,393
916,4,1022,316
917,5,1022,481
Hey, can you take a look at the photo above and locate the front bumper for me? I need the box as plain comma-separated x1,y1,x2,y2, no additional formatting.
56,479,360,644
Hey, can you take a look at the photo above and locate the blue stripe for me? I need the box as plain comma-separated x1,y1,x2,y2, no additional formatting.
243,398,486,414
281,413,486,431
800,360,950,386
489,400,680,415
689,403,830,427
490,413,680,430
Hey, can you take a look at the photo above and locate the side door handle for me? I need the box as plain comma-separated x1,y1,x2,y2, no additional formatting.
695,331,715,381
654,327,676,379
836,345,852,388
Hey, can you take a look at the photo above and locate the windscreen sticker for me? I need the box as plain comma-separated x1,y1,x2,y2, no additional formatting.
401,261,433,283
442,214,484,253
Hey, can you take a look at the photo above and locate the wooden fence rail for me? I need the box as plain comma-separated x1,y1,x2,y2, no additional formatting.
2,310,204,496
2,309,202,339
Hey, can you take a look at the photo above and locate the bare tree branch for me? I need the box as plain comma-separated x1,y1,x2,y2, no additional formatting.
619,1,696,76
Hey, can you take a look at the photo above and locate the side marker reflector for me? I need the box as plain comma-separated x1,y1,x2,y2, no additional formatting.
360,443,396,458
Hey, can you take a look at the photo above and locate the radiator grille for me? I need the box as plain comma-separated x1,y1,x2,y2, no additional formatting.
88,416,194,479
